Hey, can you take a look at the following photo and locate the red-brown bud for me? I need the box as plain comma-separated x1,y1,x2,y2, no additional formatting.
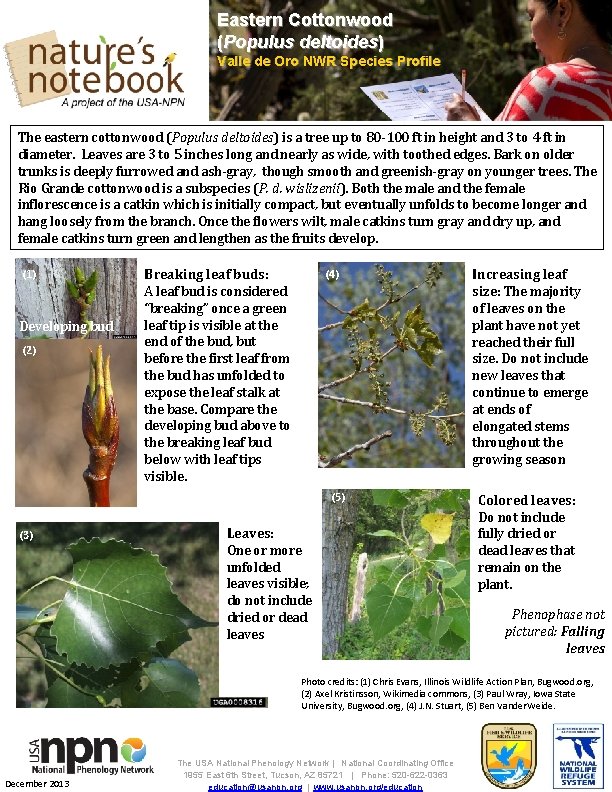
82,346,119,506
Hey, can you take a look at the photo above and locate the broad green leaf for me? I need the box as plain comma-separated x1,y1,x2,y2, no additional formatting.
429,490,468,512
427,544,447,561
421,512,454,544
415,615,432,640
415,613,452,644
372,563,398,584
367,530,399,539
421,591,440,617
429,613,452,644
36,624,139,707
444,569,466,589
51,538,215,669
456,530,470,558
446,560,470,600
371,489,409,508
99,35,107,44
433,559,455,573
446,607,470,641
365,582,413,641
46,678,103,708
121,658,200,707
402,304,444,367
439,630,466,651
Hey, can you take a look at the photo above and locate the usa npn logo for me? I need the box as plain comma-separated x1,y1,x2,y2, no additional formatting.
29,736,152,775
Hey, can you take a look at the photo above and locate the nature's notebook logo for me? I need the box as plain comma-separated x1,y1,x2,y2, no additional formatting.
4,30,183,107
29,737,151,775
482,723,536,788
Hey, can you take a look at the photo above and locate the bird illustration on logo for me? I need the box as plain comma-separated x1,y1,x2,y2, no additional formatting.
556,736,599,759
164,52,177,67
490,743,518,766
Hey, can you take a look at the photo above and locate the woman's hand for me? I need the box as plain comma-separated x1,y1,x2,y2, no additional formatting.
445,93,481,121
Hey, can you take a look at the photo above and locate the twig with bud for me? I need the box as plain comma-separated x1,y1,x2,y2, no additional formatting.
66,266,97,339
82,346,119,507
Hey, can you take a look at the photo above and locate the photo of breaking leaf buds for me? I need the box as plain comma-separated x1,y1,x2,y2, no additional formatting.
15,258,137,340
82,346,120,507
15,339,136,506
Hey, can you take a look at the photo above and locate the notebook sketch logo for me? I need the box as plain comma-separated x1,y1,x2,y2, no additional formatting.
4,30,184,108
482,723,536,789
553,724,604,789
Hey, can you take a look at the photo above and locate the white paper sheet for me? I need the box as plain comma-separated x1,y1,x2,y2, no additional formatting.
362,73,492,121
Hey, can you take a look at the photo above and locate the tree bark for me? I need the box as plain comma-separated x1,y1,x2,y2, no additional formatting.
322,489,360,657
349,552,368,624
15,258,137,339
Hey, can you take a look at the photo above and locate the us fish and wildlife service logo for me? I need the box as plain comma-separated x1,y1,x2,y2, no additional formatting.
553,724,603,788
482,723,537,788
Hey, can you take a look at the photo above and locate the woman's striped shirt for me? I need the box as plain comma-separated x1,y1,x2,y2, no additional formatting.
498,63,612,121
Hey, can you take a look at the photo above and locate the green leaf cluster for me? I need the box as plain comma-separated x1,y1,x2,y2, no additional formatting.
17,539,217,707
393,304,444,367
362,489,470,655
66,265,98,338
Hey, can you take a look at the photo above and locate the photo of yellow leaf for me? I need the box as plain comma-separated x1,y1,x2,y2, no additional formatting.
421,512,455,544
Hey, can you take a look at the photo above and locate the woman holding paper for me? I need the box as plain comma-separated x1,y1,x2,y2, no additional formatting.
445,0,612,121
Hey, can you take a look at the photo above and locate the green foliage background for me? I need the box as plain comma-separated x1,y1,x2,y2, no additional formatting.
333,489,470,660
16,523,218,708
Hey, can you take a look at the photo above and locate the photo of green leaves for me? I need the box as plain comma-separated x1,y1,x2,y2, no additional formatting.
16,523,219,708
323,489,469,659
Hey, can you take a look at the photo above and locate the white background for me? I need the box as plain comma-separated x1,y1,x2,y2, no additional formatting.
2,2,610,790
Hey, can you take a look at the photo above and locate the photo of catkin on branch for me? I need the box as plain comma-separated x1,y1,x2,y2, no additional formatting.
318,262,464,468
15,340,136,507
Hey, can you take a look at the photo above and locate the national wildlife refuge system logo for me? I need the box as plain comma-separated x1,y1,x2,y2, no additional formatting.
553,723,603,788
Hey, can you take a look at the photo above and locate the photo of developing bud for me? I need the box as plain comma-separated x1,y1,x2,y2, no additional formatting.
322,489,470,660
16,522,219,708
15,258,137,339
318,262,464,468
15,339,136,506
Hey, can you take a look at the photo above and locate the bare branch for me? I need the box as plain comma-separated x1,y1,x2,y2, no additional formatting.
319,431,393,468
318,290,350,318
318,342,399,392
319,392,465,421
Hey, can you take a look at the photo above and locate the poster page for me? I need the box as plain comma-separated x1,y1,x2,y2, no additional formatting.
2,2,609,792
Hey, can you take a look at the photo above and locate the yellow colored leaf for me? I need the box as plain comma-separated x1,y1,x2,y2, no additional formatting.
421,512,455,544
